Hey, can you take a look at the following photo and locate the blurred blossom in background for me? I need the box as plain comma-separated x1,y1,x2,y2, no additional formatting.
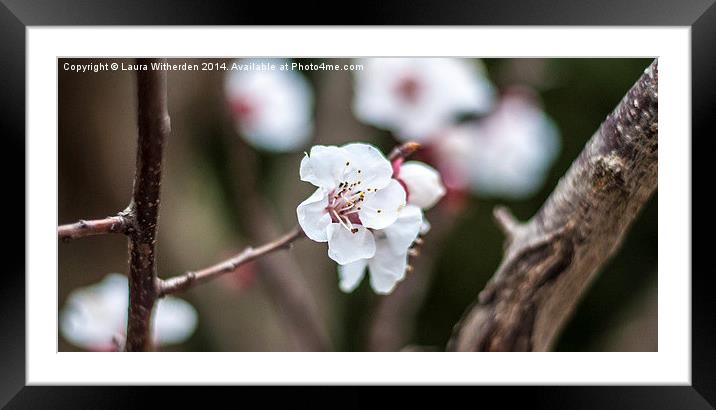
59,58,657,352
225,58,314,152
439,88,560,199
352,58,495,142
353,58,560,200
60,274,198,351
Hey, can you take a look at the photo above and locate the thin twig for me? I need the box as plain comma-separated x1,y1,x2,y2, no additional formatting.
448,59,658,352
125,58,170,352
493,206,521,240
230,140,332,351
158,226,305,297
57,215,130,242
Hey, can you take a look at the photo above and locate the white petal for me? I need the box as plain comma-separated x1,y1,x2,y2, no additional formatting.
299,145,350,189
359,179,406,230
383,205,423,254
337,259,368,293
59,274,129,350
153,296,198,345
367,245,408,295
296,188,331,242
399,161,446,209
327,223,376,265
341,143,393,189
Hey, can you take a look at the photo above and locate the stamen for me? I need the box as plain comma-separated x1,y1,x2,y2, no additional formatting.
342,215,355,230
332,209,351,231
338,203,355,212
340,192,354,206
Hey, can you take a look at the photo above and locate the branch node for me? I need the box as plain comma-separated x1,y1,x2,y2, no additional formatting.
58,214,131,242
493,206,521,239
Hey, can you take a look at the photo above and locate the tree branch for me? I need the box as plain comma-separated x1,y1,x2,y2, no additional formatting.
125,59,170,352
59,59,325,351
229,142,332,351
158,226,305,297
448,59,658,352
57,214,131,242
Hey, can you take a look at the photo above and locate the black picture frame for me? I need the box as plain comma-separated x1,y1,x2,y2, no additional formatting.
1,0,709,407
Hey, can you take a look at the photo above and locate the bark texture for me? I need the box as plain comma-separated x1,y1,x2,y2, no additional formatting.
448,60,658,352
125,59,170,351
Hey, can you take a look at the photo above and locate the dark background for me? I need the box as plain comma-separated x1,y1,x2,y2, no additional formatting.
58,57,656,352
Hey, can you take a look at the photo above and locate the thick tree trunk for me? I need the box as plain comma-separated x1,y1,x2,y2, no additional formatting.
448,60,658,352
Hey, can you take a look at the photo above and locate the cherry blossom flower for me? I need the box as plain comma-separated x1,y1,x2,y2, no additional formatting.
437,89,560,199
60,273,198,351
296,143,406,265
225,59,314,152
352,58,495,142
337,160,446,294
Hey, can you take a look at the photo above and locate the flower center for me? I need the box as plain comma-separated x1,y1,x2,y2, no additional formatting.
231,95,257,123
394,74,421,104
327,180,366,233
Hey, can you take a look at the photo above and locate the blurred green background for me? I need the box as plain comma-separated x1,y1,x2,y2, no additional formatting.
58,58,656,352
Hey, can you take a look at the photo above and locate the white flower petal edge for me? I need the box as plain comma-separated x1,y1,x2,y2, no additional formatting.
59,273,198,350
327,223,376,265
399,161,446,210
341,143,394,189
337,245,409,295
383,204,423,254
296,188,332,242
338,259,368,293
299,145,351,189
368,246,409,295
